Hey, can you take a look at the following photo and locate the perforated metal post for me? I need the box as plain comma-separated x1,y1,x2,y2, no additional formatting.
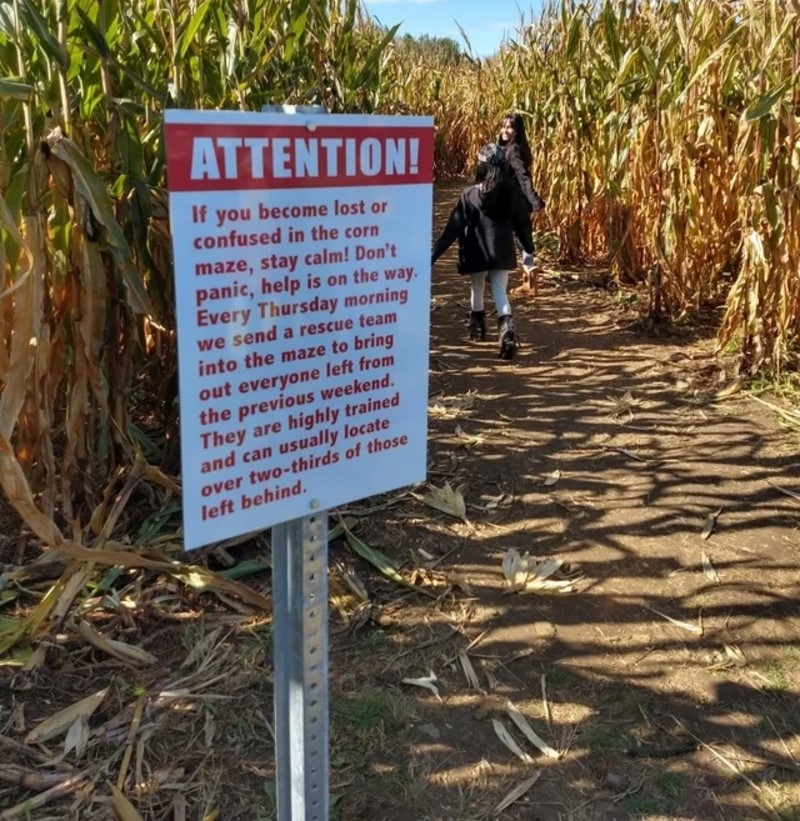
265,104,330,821
272,512,329,820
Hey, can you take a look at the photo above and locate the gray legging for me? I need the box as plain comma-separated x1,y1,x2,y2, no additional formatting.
471,270,512,317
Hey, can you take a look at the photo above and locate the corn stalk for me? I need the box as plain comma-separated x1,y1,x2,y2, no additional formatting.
0,0,396,651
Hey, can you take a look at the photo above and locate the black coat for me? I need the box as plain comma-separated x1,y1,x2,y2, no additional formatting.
431,182,533,275
502,143,545,214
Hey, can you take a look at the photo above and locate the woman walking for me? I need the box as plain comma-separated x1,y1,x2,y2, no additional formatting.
498,111,545,289
431,143,534,361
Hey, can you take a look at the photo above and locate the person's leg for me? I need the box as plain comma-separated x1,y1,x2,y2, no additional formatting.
488,270,517,360
489,270,511,316
469,272,487,340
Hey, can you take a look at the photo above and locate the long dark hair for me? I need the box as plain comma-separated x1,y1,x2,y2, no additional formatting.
474,160,512,218
499,111,533,170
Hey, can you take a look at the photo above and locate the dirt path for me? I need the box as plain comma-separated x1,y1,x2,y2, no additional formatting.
2,189,799,821
331,188,800,820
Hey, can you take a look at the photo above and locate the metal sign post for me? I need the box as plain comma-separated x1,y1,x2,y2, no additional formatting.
272,511,329,820
264,105,329,821
165,104,433,821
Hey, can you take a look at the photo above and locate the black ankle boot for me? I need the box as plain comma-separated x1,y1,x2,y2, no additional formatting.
469,310,487,341
498,315,517,360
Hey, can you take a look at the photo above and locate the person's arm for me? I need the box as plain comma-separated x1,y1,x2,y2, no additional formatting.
431,196,466,264
506,147,545,213
510,186,534,255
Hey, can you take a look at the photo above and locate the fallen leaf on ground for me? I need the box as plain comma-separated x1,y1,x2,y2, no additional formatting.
25,688,108,745
77,621,157,665
542,470,561,486
644,605,703,635
454,424,485,446
713,380,744,400
341,522,436,598
458,651,481,691
484,492,512,509
63,715,90,760
504,700,560,759
767,480,800,502
701,552,720,583
502,549,582,593
491,718,535,765
601,390,640,417
401,672,442,701
724,644,747,667
109,783,144,820
427,392,477,418
493,771,543,813
412,482,467,521
701,507,723,540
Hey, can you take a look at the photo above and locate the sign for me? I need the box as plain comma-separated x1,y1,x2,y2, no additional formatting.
164,110,434,549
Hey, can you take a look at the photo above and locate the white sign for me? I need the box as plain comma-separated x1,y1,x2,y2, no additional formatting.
164,110,434,549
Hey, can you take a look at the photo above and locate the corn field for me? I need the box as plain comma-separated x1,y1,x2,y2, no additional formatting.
404,0,799,373
0,0,797,629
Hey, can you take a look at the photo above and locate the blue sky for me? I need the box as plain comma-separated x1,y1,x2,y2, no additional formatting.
362,0,546,58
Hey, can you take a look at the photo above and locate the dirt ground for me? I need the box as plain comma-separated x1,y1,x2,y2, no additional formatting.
2,185,800,820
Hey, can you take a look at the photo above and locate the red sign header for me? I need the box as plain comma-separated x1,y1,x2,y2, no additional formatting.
165,123,434,192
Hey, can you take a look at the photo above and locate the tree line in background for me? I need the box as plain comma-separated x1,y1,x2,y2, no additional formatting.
0,0,797,538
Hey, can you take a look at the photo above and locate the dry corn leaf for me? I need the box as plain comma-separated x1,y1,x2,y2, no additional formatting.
542,469,561,486
713,380,744,400
342,524,436,598
458,651,481,691
767,480,800,502
50,541,272,611
454,424,485,446
109,783,144,821
25,687,108,745
401,672,441,701
701,552,720,583
504,700,560,759
493,771,543,814
482,662,499,692
181,627,225,670
701,507,723,540
602,390,640,417
63,714,90,760
412,482,467,521
484,492,512,509
0,434,62,545
142,463,181,495
491,718,535,765
724,644,747,667
427,392,477,418
77,621,157,665
501,549,581,593
47,130,152,316
644,605,703,635
52,568,94,625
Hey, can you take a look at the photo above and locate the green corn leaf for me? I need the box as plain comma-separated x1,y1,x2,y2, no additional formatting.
177,0,212,60
18,0,68,69
221,560,271,580
46,133,152,315
342,524,436,598
760,182,780,230
74,6,111,59
744,79,792,121
284,5,309,62
352,23,401,95
0,78,33,101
